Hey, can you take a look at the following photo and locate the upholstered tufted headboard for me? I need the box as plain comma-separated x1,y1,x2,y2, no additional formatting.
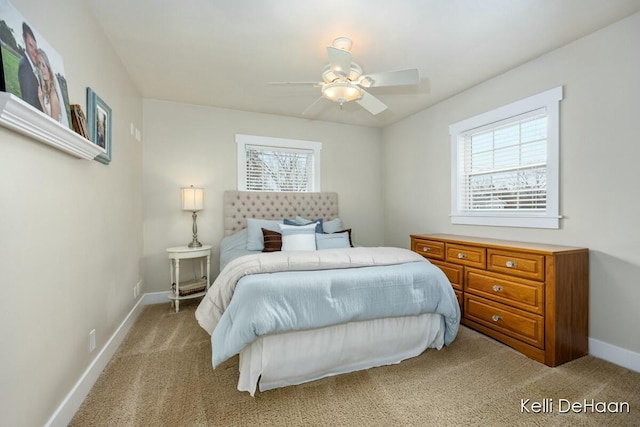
223,191,339,236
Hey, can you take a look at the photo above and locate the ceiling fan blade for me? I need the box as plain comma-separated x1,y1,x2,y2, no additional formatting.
356,90,387,115
359,69,420,88
326,46,352,78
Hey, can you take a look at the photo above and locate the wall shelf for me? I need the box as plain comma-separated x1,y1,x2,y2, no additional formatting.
0,92,105,160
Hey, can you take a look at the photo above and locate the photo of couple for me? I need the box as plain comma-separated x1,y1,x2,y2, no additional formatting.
1,0,71,128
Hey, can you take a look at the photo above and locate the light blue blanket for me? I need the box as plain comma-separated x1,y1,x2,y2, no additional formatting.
211,260,460,366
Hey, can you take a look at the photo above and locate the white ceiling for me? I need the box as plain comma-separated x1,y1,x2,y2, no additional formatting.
87,0,640,128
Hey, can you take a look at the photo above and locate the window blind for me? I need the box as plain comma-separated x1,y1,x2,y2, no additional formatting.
245,144,314,192
459,110,548,212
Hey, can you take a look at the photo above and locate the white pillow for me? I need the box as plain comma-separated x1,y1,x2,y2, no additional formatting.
315,232,350,250
322,218,343,234
246,218,283,251
279,223,317,251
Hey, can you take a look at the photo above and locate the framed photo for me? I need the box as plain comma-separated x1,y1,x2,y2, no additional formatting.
0,0,72,128
70,104,89,139
87,87,112,164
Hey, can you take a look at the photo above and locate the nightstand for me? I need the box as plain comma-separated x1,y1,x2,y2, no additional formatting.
166,245,212,312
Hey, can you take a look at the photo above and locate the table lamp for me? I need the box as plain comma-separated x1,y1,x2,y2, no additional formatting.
181,185,204,248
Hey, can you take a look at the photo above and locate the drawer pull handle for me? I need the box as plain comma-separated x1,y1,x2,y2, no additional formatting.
457,253,467,259
492,285,503,292
423,247,430,252
506,261,518,268
492,315,503,322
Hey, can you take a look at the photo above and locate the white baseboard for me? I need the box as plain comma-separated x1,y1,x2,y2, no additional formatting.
590,338,640,373
143,290,171,304
45,292,167,427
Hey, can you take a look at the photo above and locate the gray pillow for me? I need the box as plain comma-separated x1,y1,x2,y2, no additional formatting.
316,232,350,249
322,217,343,234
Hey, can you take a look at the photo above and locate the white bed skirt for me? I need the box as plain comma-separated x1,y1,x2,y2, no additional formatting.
237,313,445,396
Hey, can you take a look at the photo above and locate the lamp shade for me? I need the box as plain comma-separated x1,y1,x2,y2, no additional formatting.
181,186,204,211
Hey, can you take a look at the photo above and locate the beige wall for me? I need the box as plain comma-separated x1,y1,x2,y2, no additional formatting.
382,13,640,353
142,100,382,292
3,3,637,424
0,1,143,426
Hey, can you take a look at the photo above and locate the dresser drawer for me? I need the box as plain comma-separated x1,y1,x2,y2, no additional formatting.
465,269,544,315
445,243,486,269
430,260,463,290
487,249,545,281
412,239,445,260
464,295,544,349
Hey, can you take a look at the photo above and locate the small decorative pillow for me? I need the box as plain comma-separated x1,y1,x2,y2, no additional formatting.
247,218,283,251
279,223,317,251
261,228,282,252
286,217,324,233
316,232,350,249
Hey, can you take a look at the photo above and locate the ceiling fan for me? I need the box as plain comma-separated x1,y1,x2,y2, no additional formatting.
270,37,420,116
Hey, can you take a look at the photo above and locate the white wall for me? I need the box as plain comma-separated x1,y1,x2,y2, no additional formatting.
142,100,382,292
0,1,143,426
382,13,640,354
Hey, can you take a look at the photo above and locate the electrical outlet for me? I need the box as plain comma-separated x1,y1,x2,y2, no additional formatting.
89,329,96,353
136,280,142,296
133,284,137,299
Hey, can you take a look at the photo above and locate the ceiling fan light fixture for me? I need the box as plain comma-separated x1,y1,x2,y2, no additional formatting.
322,82,362,104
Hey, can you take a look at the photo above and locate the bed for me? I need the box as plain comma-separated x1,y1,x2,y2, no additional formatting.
195,191,460,396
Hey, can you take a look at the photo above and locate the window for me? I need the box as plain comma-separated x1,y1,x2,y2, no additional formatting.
236,134,322,192
449,86,563,228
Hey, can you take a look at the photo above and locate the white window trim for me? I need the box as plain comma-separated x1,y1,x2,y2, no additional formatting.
236,134,322,191
449,86,563,229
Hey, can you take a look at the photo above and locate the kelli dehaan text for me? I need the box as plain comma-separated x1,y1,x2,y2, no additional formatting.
521,398,630,414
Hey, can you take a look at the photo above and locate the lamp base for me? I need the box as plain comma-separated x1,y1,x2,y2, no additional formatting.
187,211,202,248
188,239,202,248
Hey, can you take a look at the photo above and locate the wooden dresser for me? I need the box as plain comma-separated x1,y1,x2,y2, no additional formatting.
410,233,589,367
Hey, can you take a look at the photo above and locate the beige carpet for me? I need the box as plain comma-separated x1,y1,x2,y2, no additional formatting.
70,300,640,426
